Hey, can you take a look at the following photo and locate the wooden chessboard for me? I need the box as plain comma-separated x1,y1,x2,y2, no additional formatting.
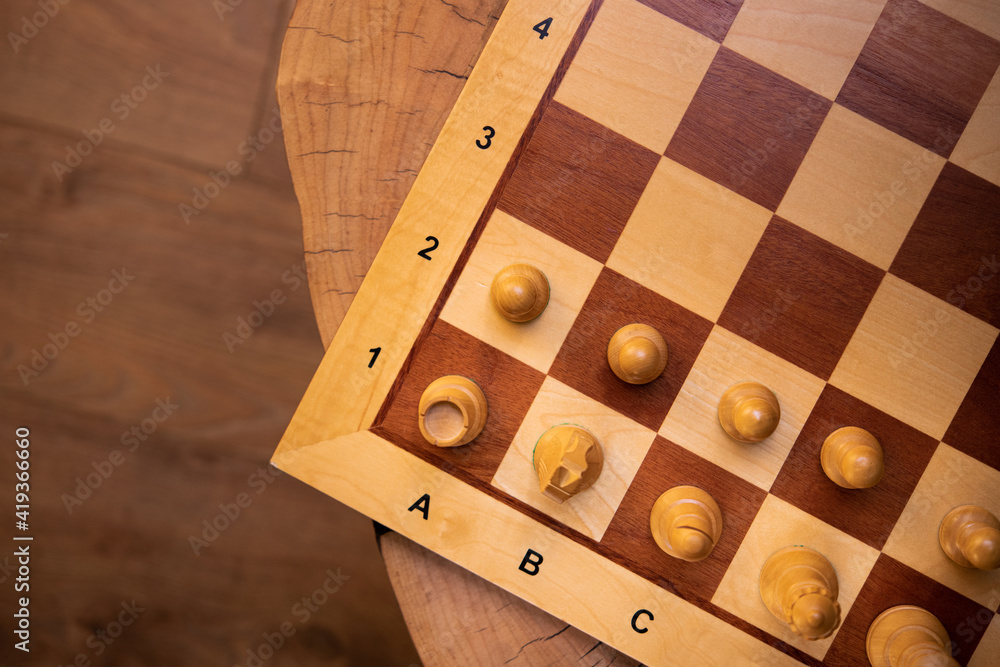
273,0,1000,664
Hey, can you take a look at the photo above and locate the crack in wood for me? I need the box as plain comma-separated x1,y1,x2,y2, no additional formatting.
503,625,572,664
438,0,487,26
410,66,468,80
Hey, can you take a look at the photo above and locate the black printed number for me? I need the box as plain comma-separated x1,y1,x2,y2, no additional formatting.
533,17,552,40
368,347,381,368
476,126,495,150
417,236,439,260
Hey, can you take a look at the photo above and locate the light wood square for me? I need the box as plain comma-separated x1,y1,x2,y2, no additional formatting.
952,67,1000,188
777,104,945,270
440,209,602,374
607,158,772,322
553,0,718,154
920,0,1000,41
970,612,1000,667
883,443,1000,609
491,376,656,540
659,325,826,491
712,494,880,660
829,275,998,440
724,0,887,99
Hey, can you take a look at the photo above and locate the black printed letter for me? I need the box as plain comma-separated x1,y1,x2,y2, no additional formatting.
518,549,543,575
407,494,430,520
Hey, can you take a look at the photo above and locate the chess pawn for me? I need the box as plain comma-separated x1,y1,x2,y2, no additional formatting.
490,263,549,322
938,505,1000,570
607,323,668,384
866,605,960,667
649,486,722,562
718,382,781,443
821,427,885,489
533,425,603,503
417,375,488,447
760,546,841,641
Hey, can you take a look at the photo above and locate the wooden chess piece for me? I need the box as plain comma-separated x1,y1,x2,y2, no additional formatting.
417,375,488,447
821,427,885,489
939,505,1000,571
760,546,841,641
866,605,961,667
533,425,603,503
607,323,668,384
718,381,781,443
649,486,722,562
490,263,549,322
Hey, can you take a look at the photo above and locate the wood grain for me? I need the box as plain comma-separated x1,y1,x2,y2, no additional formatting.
889,162,1000,329
549,267,714,431
0,0,286,167
828,274,998,441
718,215,884,380
601,435,768,604
378,530,639,667
497,101,660,263
665,47,832,211
836,0,1000,157
278,0,510,344
606,156,772,322
771,384,938,550
379,319,546,486
722,0,886,99
824,554,991,666
0,115,419,664
636,0,745,42
945,339,1000,470
882,443,1000,611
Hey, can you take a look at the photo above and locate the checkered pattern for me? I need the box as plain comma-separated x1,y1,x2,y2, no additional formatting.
377,0,1000,663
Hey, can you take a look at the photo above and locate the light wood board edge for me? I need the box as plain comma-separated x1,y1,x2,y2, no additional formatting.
273,0,593,457
272,430,803,667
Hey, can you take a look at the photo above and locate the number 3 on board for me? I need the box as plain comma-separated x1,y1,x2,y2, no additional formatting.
476,126,495,150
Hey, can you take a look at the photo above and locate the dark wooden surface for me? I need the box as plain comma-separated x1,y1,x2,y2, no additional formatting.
0,1,419,664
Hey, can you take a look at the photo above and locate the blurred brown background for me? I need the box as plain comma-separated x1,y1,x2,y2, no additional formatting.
0,1,421,664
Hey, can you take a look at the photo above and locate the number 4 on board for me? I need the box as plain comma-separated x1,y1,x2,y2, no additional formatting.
533,18,552,40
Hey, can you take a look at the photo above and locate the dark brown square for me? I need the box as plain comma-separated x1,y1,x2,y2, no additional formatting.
497,101,660,263
378,319,545,486
889,162,1000,329
548,268,713,431
718,216,885,380
945,338,1000,471
600,435,767,603
825,554,991,666
771,385,939,550
837,0,1000,157
635,0,744,42
664,47,832,211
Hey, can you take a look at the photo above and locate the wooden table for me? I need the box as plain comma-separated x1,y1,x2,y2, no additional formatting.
276,0,635,663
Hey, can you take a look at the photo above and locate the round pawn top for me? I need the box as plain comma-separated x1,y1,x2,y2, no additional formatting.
718,381,781,443
649,486,722,562
533,425,603,504
490,263,549,323
417,375,488,448
607,323,668,384
790,593,840,640
821,427,885,489
939,505,1000,571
